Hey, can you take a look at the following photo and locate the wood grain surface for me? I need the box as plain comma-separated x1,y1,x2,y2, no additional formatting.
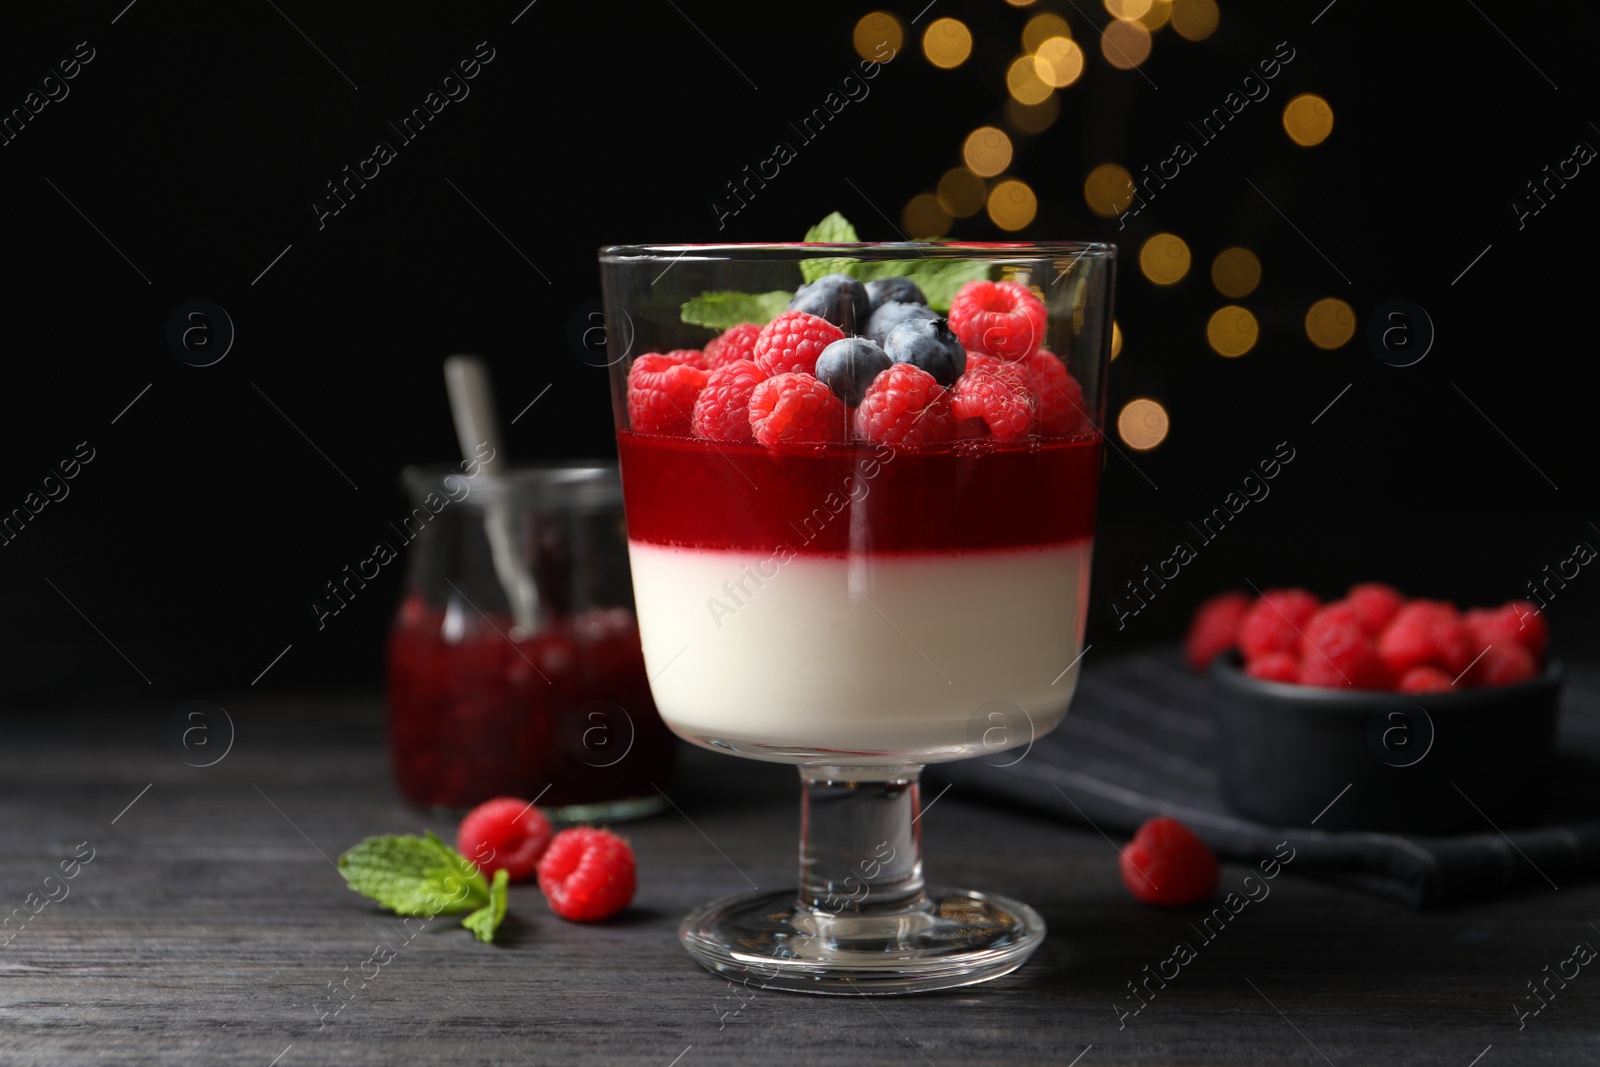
1,694,1596,1065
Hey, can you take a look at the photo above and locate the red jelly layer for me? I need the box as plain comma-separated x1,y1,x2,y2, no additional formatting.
617,431,1101,555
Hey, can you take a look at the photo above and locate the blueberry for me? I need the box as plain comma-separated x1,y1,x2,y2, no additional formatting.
814,337,892,407
788,273,871,333
883,317,966,387
866,277,927,310
865,301,936,347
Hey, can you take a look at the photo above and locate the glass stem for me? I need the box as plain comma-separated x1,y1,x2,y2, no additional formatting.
797,765,926,915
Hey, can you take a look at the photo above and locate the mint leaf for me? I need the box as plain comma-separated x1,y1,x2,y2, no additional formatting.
679,290,791,330
461,868,509,943
338,831,490,918
845,259,990,312
800,212,862,283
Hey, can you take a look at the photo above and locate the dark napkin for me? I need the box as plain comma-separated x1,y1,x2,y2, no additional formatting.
931,648,1600,908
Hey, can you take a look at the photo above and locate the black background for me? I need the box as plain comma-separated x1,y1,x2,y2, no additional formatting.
2,0,1596,708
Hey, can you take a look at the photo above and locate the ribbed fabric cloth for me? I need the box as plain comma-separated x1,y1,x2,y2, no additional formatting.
933,648,1600,907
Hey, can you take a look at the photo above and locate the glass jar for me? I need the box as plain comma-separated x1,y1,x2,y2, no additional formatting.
385,461,676,820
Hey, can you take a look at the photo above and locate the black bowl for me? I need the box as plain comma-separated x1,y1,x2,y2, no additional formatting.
1211,653,1564,834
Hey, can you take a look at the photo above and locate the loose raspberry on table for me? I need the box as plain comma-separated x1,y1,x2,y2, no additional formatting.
536,827,636,922
1245,651,1302,684
1237,588,1321,660
950,369,1035,440
1346,582,1404,636
748,372,846,446
1465,641,1539,687
1298,608,1389,689
627,354,708,436
457,797,553,883
1377,600,1470,677
1184,590,1251,673
947,280,1048,362
692,359,766,443
1397,665,1455,693
1119,816,1220,906
853,362,953,446
752,310,845,377
1026,349,1088,435
703,323,761,368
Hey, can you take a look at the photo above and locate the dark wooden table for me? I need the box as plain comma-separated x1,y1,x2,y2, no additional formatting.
3,693,1597,1066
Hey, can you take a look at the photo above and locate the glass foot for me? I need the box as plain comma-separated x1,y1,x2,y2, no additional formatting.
679,885,1046,995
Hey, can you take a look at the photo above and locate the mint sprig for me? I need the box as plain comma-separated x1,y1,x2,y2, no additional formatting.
798,211,861,283
679,290,792,331
338,830,508,943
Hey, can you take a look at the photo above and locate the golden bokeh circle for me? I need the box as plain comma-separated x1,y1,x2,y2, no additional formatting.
1118,398,1170,450
1007,54,1054,105
1140,0,1173,30
1283,93,1335,146
1035,37,1085,87
923,18,973,69
852,12,904,62
1005,0,1037,7
1206,306,1259,357
1210,247,1261,298
1105,0,1153,19
1083,163,1135,217
1305,297,1356,349
1101,17,1153,69
1023,13,1071,51
987,178,1039,231
963,126,1014,178
1139,233,1191,285
903,193,952,239
1007,92,1062,133
1111,321,1124,359
1171,0,1219,40
937,167,988,217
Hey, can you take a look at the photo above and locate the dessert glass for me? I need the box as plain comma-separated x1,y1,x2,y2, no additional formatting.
601,243,1114,993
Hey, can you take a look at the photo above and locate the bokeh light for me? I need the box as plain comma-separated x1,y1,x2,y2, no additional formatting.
987,178,1038,231
937,167,987,217
923,18,973,69
1005,0,1038,7
1035,37,1085,87
852,12,904,61
1007,92,1061,133
1084,163,1135,217
1101,18,1153,68
1111,321,1124,359
1139,0,1173,30
1206,306,1259,357
1305,297,1356,349
1118,398,1170,450
1283,93,1335,146
1210,247,1261,298
1170,0,1219,40
1105,0,1153,19
1139,233,1191,285
1023,13,1071,51
903,193,952,239
962,127,1014,178
1007,54,1054,105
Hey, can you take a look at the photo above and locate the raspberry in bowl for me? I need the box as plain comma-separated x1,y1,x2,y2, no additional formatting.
601,240,1115,994
1188,585,1564,833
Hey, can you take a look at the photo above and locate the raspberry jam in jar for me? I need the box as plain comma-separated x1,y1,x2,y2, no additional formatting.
385,463,676,819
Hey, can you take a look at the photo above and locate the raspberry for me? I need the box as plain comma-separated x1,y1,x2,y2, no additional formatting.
1377,600,1470,677
950,369,1035,440
457,797,553,883
1238,588,1321,660
1506,600,1550,658
1119,816,1220,906
1397,665,1454,693
748,372,846,446
1026,349,1088,435
1346,582,1404,636
703,323,761,368
1298,608,1389,689
537,827,636,922
1245,651,1302,684
752,310,844,377
853,363,953,446
662,348,711,370
627,354,708,436
947,280,1048,361
1466,601,1549,661
1183,590,1251,673
691,359,766,443
1465,642,1538,687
